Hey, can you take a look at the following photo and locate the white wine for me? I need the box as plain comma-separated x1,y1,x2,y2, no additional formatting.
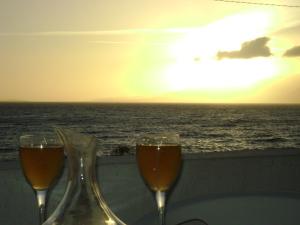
20,145,64,190
136,145,181,192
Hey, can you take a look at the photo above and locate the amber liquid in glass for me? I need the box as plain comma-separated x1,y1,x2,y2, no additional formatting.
20,146,64,190
136,145,181,192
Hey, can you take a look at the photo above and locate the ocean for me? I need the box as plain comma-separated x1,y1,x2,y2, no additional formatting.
0,103,300,160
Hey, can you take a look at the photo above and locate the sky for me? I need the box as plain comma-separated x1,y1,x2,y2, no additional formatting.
0,0,300,103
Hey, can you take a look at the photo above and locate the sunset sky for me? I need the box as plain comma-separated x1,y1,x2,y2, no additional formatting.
1,0,300,103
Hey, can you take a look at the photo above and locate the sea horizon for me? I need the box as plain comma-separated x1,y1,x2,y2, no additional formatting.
1,100,300,105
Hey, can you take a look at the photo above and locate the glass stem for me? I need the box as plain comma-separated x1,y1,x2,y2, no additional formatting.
36,189,47,225
156,191,166,225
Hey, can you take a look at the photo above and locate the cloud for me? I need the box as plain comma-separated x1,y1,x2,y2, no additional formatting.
283,46,300,57
0,28,190,37
217,37,272,60
274,23,300,37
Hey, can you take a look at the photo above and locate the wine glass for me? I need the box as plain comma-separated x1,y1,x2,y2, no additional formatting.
19,133,65,225
136,133,182,225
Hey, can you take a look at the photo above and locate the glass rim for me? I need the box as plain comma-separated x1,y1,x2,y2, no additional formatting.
19,133,63,148
136,132,180,137
136,132,180,145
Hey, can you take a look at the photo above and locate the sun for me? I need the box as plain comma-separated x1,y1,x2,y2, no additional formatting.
163,58,279,91
163,9,279,92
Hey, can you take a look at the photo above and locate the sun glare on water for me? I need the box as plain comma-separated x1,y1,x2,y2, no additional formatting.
163,10,279,92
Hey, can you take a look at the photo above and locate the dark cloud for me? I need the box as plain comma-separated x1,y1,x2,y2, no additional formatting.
274,23,300,37
217,37,272,60
283,46,300,57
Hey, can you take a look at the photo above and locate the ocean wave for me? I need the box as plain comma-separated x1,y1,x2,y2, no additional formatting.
0,103,300,160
